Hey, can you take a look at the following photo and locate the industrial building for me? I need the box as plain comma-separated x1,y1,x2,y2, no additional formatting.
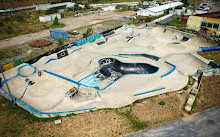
187,12,220,35
137,2,183,16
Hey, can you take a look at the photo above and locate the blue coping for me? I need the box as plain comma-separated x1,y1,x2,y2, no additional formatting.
79,57,160,91
45,48,82,65
161,61,176,78
107,33,120,38
43,70,81,86
1,64,36,87
45,58,57,64
17,64,36,77
183,36,192,39
43,70,100,90
0,88,97,115
71,47,82,54
112,55,129,58
134,87,165,96
119,53,161,60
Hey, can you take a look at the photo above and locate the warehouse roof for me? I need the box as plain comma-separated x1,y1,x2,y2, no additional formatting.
194,12,220,19
148,2,183,13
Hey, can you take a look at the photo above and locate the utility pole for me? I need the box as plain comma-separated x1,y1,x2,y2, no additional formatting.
0,67,15,107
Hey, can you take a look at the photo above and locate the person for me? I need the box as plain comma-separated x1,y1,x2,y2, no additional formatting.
25,78,35,85
38,70,42,77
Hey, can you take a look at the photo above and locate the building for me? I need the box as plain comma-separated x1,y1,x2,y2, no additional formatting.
137,2,183,16
39,13,61,22
187,12,220,35
101,6,116,11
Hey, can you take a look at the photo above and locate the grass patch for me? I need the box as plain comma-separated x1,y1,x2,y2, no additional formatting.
115,108,147,131
164,18,186,27
198,50,220,65
0,11,65,40
159,101,165,105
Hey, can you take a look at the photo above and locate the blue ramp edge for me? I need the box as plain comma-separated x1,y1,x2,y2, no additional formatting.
45,58,57,64
134,87,165,96
0,88,97,116
71,47,82,54
161,61,176,78
43,70,81,85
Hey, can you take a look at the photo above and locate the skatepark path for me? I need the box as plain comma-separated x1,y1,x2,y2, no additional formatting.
0,11,135,49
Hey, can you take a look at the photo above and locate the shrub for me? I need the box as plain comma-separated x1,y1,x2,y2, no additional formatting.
83,27,93,38
53,16,59,25
159,101,165,105
46,8,58,14
57,38,64,47
0,21,4,27
15,15,25,22
183,86,188,90
4,25,13,34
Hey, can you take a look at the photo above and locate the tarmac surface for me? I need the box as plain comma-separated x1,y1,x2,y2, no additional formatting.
126,105,220,137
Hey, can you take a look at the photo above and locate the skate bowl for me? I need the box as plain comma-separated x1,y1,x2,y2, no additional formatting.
0,25,213,117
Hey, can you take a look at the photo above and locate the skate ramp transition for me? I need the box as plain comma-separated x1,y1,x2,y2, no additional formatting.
78,58,159,90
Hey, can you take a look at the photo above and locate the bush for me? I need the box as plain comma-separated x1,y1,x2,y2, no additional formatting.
15,15,24,22
83,27,93,38
53,16,59,25
159,101,165,105
46,8,58,14
57,38,64,47
183,86,188,90
4,25,13,34
0,21,4,27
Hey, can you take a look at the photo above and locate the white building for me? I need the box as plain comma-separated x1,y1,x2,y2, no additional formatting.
39,13,61,22
170,9,208,16
137,2,183,16
101,6,116,11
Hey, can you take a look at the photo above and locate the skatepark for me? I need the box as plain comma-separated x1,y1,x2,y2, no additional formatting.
0,25,212,117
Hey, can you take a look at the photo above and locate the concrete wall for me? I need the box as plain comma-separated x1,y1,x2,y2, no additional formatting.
137,10,164,16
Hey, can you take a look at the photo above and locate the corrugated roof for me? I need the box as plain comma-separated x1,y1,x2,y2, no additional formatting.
194,12,220,19
148,2,183,13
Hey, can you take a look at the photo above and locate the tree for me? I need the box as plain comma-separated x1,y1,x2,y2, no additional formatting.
83,27,93,38
53,16,59,25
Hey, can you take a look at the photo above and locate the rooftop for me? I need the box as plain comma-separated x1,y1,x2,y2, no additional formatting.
147,2,183,13
194,12,220,19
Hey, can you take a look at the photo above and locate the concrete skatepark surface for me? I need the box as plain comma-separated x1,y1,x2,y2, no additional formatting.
0,25,212,117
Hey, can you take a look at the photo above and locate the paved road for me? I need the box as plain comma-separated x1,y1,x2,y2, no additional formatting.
126,106,220,137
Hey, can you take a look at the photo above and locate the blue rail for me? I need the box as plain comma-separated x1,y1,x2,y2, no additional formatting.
45,59,57,64
43,70,81,85
71,47,82,54
161,61,176,78
134,87,165,96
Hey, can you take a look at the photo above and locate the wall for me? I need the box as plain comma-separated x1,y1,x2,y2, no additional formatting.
187,16,204,31
39,13,61,22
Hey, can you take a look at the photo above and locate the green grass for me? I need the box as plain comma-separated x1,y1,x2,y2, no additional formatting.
159,101,165,105
0,11,65,40
164,18,186,27
198,51,220,65
115,108,147,131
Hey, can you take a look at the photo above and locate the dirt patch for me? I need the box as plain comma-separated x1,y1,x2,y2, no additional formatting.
192,76,220,113
131,93,184,129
